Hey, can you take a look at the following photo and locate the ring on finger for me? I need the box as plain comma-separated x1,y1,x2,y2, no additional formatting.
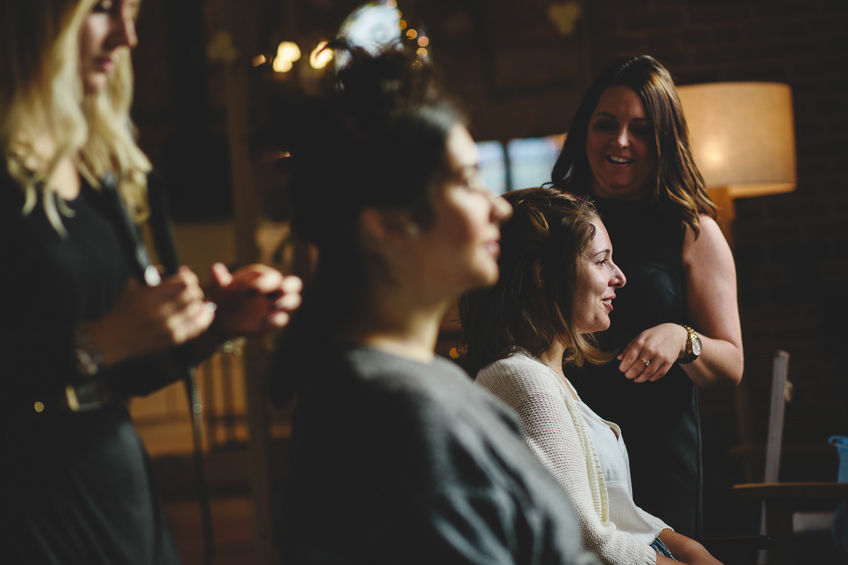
639,358,651,367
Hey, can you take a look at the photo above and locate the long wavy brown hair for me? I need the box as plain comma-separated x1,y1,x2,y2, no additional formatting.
460,187,613,375
551,55,715,237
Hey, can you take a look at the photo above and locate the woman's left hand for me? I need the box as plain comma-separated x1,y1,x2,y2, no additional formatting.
205,262,303,339
658,529,723,565
620,216,744,389
616,323,688,383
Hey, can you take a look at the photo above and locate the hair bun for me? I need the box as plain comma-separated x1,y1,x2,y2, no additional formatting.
257,44,461,250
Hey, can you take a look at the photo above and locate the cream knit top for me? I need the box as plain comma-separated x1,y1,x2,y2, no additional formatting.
476,351,669,565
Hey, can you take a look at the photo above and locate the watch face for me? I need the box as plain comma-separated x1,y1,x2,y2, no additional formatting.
692,337,702,356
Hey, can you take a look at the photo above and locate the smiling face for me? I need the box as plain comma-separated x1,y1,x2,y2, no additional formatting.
79,0,140,94
586,85,657,201
573,218,625,333
413,125,513,294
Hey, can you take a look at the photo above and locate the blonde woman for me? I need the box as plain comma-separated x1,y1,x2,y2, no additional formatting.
0,1,301,563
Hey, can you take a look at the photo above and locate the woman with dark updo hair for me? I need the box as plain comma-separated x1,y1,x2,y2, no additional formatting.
269,47,598,565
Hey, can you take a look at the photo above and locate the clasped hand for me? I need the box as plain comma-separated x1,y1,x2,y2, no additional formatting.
86,263,302,367
616,322,688,383
205,262,303,340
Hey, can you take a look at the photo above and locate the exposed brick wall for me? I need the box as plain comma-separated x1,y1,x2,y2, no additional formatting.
421,0,848,534
578,0,848,447
575,0,848,535
431,0,848,466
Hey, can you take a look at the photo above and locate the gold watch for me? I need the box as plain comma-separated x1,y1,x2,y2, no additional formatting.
680,324,702,364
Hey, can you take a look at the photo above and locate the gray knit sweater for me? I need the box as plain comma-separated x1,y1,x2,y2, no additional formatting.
279,345,600,565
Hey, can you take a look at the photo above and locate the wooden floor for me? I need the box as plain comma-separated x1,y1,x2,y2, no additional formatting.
162,496,847,565
134,378,287,565
165,495,256,565
142,413,846,565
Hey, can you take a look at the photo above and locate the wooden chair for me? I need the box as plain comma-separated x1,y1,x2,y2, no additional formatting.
731,350,848,565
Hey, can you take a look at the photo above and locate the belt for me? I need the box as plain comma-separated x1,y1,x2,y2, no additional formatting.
31,380,122,414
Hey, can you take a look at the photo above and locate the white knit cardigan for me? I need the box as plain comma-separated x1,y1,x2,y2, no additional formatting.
476,351,669,565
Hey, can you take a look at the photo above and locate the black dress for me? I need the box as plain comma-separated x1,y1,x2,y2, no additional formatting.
280,345,600,565
0,172,181,564
567,197,703,538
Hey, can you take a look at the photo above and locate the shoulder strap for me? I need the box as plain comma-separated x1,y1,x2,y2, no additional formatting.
146,171,181,275
99,173,158,283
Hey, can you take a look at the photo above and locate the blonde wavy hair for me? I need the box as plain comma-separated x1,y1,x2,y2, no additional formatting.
0,0,151,232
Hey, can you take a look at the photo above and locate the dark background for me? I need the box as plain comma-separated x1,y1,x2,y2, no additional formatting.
130,0,848,541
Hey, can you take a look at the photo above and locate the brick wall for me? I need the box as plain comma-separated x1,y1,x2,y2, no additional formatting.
582,0,848,534
422,0,848,535
429,0,848,459
578,0,848,448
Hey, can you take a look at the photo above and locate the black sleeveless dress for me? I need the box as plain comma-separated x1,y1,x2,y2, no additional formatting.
567,197,703,538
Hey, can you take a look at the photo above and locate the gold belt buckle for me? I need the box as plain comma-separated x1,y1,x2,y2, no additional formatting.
64,382,109,412
65,385,81,411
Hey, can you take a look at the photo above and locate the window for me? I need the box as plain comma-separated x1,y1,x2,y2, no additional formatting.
477,134,566,194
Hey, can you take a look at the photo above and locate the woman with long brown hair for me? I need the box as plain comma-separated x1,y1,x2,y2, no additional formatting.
461,187,722,564
549,55,743,537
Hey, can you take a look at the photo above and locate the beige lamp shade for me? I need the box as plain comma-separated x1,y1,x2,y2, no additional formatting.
677,82,797,198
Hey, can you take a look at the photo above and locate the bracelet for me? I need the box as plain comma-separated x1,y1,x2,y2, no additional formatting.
73,324,105,377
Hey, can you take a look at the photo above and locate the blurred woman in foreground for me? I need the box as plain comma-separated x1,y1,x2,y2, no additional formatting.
270,47,598,565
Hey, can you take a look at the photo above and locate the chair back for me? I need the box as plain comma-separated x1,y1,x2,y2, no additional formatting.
764,350,790,483
758,349,791,562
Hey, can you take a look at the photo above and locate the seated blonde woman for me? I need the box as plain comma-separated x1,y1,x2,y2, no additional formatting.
460,187,721,565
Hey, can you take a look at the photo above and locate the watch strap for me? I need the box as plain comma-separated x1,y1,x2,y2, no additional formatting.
680,324,699,364
73,324,104,377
